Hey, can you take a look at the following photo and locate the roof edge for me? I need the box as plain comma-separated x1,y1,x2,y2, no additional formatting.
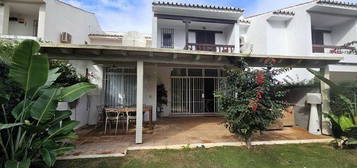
152,1,244,12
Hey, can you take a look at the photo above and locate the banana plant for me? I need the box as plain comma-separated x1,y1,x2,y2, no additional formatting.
0,40,96,168
307,68,357,149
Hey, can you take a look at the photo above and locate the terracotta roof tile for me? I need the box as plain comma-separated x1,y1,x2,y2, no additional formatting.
152,1,244,12
316,0,357,8
239,19,251,24
88,34,123,38
273,10,295,16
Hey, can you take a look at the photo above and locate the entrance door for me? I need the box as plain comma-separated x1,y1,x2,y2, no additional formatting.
204,78,215,113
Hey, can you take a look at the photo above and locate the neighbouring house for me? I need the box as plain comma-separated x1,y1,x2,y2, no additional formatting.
38,0,355,145
243,0,357,83
0,0,103,44
89,31,152,47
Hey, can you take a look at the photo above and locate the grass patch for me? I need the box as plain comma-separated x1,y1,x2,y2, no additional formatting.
55,144,357,168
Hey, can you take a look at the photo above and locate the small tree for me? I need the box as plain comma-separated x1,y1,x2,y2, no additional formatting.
215,58,289,148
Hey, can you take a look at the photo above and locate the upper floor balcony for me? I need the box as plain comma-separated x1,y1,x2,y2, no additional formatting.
0,1,44,40
152,1,243,53
309,0,357,56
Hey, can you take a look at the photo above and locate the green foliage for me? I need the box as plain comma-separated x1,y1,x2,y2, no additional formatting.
307,68,357,149
0,40,96,168
0,41,88,117
215,58,289,148
0,41,23,113
0,40,18,65
49,60,88,87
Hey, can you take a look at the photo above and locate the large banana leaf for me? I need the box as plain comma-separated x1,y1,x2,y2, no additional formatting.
5,159,31,168
44,68,61,87
58,82,96,102
307,68,338,88
0,123,23,130
9,40,48,97
30,88,58,123
40,148,56,167
52,144,75,155
338,116,355,132
48,120,79,139
11,100,33,120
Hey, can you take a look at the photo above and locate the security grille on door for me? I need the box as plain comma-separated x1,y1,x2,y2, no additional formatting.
171,68,225,115
103,67,137,108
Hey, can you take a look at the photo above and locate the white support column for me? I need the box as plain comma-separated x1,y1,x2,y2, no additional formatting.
0,4,10,35
233,22,240,53
152,64,158,121
37,4,46,40
320,66,332,135
152,16,158,48
136,60,144,144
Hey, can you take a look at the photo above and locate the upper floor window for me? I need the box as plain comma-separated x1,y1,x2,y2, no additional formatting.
161,28,174,48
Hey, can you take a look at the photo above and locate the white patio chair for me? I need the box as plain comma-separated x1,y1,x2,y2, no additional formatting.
104,108,125,135
125,108,137,133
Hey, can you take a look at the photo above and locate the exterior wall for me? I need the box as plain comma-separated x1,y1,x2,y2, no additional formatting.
286,87,320,130
43,0,103,44
245,15,268,54
267,20,288,55
246,3,315,56
285,4,314,56
330,19,357,46
143,64,157,121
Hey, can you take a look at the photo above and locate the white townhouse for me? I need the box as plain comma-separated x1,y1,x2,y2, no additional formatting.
0,0,103,44
39,1,350,144
243,0,357,82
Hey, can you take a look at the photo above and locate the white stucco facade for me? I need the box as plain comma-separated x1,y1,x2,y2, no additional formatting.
0,0,103,44
152,2,243,53
243,1,357,83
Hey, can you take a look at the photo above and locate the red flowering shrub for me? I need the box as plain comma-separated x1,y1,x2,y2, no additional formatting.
215,58,289,148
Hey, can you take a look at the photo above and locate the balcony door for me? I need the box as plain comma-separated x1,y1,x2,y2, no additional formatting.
195,31,215,51
312,30,325,53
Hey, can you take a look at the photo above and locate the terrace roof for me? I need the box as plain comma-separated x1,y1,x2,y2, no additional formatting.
40,43,342,68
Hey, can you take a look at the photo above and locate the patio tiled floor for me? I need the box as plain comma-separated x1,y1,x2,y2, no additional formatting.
65,117,330,157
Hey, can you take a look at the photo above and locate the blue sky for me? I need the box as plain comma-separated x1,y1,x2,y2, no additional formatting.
62,0,357,33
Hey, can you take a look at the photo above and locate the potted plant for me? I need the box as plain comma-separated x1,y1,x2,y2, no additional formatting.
157,84,168,116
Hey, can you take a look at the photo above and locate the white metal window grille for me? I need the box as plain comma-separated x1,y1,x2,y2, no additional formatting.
161,28,174,48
